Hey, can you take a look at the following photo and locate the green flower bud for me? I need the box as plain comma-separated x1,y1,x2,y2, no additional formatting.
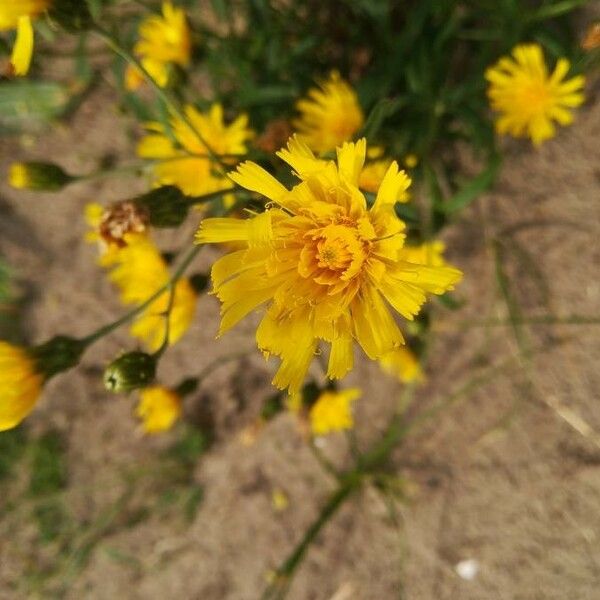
31,336,86,380
104,351,157,393
9,162,75,192
135,186,190,228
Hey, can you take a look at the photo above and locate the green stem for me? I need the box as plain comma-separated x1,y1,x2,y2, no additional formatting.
262,476,359,600
81,245,201,347
262,387,416,599
92,25,227,171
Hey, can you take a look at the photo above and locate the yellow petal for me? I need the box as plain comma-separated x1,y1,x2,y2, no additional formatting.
11,16,34,76
228,161,288,201
327,330,354,379
372,161,411,212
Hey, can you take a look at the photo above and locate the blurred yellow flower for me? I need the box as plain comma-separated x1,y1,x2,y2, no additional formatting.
485,43,585,146
136,386,182,433
130,279,197,351
309,388,360,436
401,240,447,267
137,104,253,198
0,342,43,431
85,201,149,264
196,136,462,392
0,0,50,75
294,71,364,154
103,234,197,351
126,1,191,90
359,158,410,203
379,347,423,384
85,207,197,352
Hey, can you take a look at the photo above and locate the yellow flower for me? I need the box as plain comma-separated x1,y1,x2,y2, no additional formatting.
130,279,197,351
379,347,423,384
196,136,462,392
294,71,364,154
485,43,585,145
94,230,197,351
309,388,360,436
0,0,50,75
0,342,43,431
136,386,182,433
137,104,253,198
125,1,191,90
84,201,149,264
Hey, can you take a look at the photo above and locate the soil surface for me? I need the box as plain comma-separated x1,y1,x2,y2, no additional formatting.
1,79,599,600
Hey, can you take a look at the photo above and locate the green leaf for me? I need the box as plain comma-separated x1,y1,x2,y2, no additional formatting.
0,81,70,132
440,153,501,215
526,0,589,22
359,97,406,141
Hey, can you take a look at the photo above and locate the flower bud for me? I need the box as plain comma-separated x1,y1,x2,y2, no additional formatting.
31,336,86,380
104,351,156,393
134,186,190,228
9,162,74,191
49,0,93,32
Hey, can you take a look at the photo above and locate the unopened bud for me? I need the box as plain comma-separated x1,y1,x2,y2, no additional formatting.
9,162,74,191
31,336,85,380
135,186,190,228
104,351,156,393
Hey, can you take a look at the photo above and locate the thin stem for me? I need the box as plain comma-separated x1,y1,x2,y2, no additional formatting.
308,440,340,479
92,25,227,171
81,245,201,346
262,476,359,600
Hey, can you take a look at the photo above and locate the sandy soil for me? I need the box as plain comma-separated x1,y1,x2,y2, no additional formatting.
1,80,599,600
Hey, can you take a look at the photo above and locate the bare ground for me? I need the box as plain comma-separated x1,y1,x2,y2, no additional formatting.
0,84,599,600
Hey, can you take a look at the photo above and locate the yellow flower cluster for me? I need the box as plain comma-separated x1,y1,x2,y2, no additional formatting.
0,0,51,75
196,136,462,392
137,103,253,199
486,43,585,145
126,1,191,90
86,204,197,351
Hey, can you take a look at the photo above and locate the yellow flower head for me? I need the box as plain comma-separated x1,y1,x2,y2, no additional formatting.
126,1,191,90
309,388,360,436
294,71,364,154
485,43,585,146
0,341,43,431
137,104,253,197
0,0,51,75
196,136,463,392
379,347,423,384
101,233,197,351
136,385,182,433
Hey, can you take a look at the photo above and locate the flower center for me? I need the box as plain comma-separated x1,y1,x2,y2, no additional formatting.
298,222,370,288
317,238,352,270
519,80,551,114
